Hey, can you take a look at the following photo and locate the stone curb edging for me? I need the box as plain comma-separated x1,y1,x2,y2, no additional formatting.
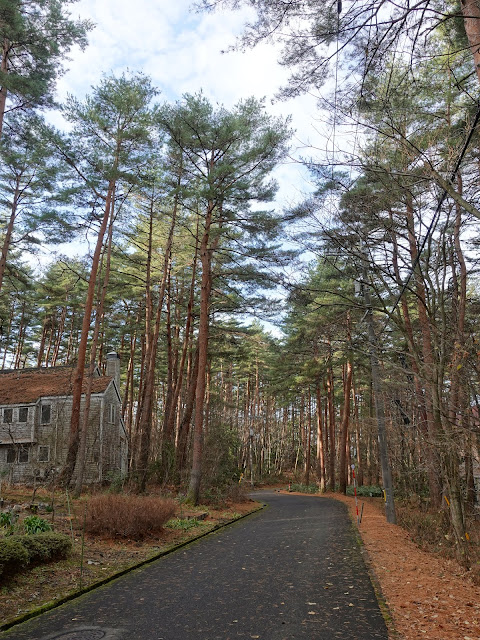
0,502,266,635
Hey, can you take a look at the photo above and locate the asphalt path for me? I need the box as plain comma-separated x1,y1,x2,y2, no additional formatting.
1,491,388,640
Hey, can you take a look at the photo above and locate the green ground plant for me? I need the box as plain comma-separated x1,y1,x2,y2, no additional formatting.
23,516,52,534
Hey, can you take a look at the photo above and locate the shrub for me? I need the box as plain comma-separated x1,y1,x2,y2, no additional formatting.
23,515,52,535
346,485,384,498
19,532,72,562
0,532,71,578
105,471,127,494
85,494,176,539
396,502,450,551
0,538,29,577
289,483,319,494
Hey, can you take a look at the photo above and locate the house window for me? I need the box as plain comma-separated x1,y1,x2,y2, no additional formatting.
18,407,28,423
108,404,116,424
3,408,12,424
41,404,51,425
5,446,29,463
38,445,50,463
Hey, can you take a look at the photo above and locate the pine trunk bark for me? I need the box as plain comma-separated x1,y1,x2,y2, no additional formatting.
188,201,215,505
58,179,116,487
461,0,480,85
0,177,21,293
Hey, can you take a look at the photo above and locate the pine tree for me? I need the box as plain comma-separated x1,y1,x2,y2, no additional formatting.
0,0,92,136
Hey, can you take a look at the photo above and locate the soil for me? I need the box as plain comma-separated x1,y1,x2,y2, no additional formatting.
2,487,480,639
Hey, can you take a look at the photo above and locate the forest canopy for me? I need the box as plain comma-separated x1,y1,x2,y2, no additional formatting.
2,0,480,568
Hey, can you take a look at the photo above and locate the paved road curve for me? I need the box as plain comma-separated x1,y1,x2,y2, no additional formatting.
1,492,388,640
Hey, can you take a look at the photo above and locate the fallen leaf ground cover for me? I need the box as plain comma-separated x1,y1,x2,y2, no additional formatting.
333,493,480,640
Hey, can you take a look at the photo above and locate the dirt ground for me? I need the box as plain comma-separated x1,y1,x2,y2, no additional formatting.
2,488,480,639
333,493,480,640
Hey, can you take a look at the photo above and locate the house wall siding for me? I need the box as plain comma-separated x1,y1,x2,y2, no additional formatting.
0,382,125,485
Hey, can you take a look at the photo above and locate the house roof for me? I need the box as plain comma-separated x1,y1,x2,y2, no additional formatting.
0,366,113,405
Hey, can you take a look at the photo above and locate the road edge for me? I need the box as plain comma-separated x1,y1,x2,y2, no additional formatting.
0,502,266,635
332,497,404,640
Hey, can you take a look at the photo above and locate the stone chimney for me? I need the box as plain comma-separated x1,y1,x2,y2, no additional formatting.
106,351,121,389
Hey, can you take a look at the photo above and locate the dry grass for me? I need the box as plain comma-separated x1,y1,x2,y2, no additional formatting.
85,494,176,539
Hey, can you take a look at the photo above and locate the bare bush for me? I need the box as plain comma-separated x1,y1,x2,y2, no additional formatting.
85,494,176,538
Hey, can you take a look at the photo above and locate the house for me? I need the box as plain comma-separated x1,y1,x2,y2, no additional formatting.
0,352,128,485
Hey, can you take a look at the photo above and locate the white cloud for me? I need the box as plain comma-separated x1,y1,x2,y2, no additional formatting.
52,0,334,219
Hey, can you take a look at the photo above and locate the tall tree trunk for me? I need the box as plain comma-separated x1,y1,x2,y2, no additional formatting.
0,39,9,139
58,179,116,486
176,347,199,475
316,385,326,491
0,177,21,293
405,197,443,506
326,360,335,491
135,208,177,492
74,201,114,497
164,248,198,446
363,262,397,524
188,201,215,504
304,392,312,486
339,315,353,494
461,0,480,85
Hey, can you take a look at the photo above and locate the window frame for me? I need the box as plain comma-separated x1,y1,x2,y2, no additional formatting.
38,445,50,463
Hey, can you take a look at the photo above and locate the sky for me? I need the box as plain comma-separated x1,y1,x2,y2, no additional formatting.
45,0,334,333
53,0,327,211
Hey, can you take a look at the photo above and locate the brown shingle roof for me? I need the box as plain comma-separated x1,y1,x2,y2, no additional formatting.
0,366,113,405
